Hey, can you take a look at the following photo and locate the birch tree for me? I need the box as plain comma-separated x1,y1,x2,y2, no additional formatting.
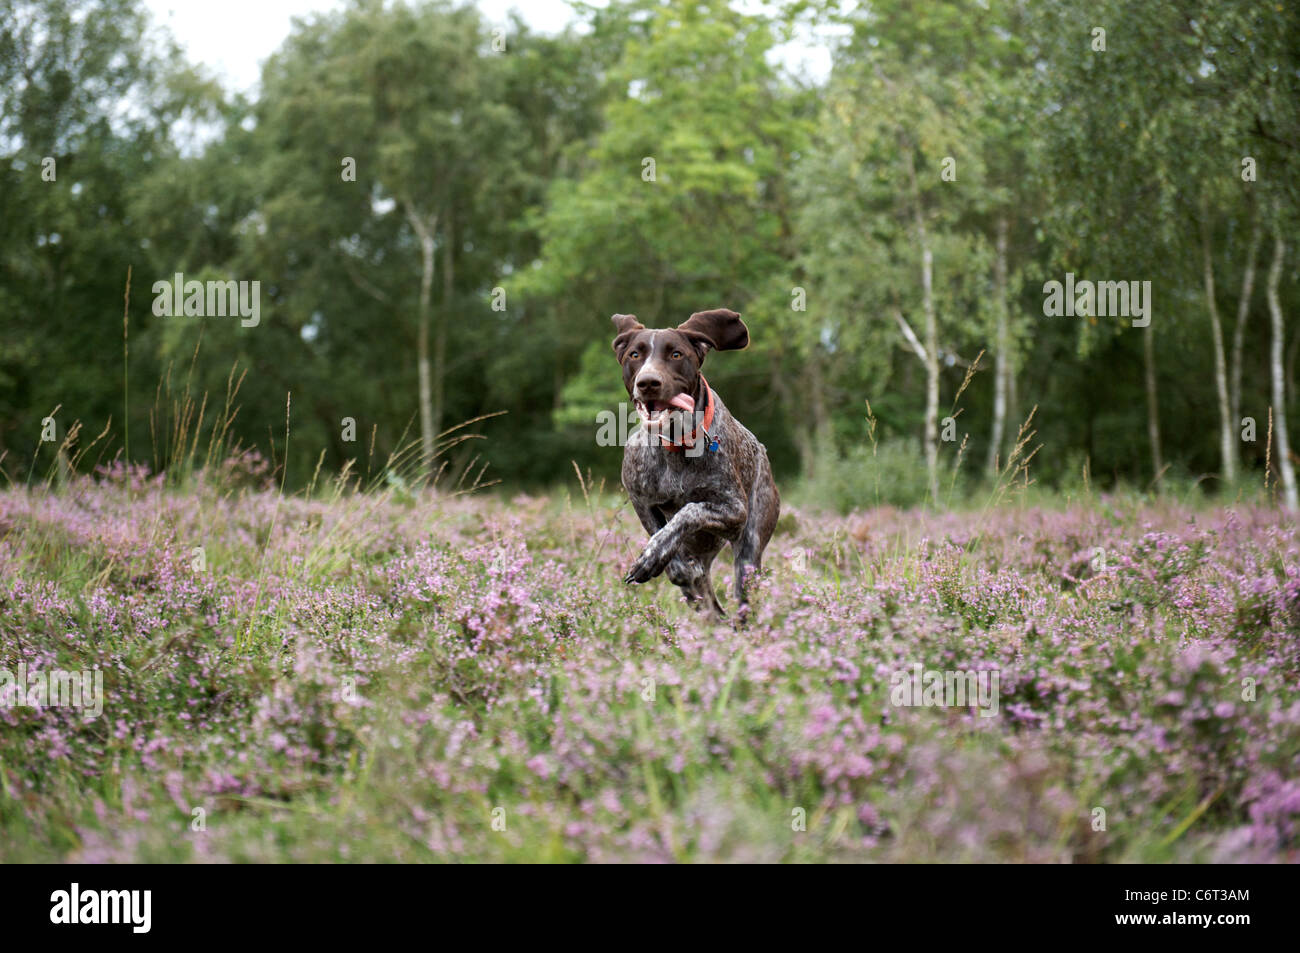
254,1,524,480
1266,223,1298,509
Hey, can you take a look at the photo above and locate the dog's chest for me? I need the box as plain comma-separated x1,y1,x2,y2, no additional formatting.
621,440,729,507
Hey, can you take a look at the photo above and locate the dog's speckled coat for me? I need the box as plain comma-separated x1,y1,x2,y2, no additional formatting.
612,309,780,618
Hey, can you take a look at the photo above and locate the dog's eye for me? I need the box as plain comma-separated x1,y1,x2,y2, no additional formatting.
629,350,640,360
671,350,682,360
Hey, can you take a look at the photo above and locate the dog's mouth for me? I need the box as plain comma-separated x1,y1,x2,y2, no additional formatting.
634,392,696,426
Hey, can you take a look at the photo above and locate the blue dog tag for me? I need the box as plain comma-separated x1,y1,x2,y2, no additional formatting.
708,440,719,452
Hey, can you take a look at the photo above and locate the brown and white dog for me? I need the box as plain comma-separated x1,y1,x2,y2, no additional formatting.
612,308,779,618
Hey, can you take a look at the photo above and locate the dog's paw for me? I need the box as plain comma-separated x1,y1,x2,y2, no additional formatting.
624,545,671,585
734,601,751,627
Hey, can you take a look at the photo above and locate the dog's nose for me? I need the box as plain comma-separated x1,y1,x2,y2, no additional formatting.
636,377,662,398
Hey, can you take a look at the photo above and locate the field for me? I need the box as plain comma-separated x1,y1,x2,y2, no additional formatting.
1,468,1298,863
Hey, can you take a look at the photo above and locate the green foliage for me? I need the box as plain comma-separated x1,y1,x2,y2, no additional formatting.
0,0,1298,502
794,439,942,512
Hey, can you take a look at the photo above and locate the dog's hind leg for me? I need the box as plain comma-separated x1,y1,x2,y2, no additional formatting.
733,462,780,612
668,546,725,619
731,531,761,615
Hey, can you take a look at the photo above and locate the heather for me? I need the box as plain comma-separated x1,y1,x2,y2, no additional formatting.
2,470,1297,863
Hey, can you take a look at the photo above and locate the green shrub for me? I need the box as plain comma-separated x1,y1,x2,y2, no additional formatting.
794,439,955,513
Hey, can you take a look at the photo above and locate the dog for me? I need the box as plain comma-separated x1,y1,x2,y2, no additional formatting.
612,308,779,619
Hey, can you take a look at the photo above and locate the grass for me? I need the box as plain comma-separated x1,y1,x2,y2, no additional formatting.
1,463,1297,862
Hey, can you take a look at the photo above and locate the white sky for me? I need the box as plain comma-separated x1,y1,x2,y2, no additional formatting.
143,0,836,96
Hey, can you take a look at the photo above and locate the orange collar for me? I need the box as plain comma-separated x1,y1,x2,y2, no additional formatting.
660,376,715,453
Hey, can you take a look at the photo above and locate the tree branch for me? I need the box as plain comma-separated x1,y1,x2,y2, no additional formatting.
893,307,928,363
337,248,391,304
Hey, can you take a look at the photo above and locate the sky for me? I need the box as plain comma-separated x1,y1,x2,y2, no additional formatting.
142,0,837,96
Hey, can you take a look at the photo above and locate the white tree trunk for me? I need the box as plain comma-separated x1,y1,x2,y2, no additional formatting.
922,243,939,505
404,203,438,480
1230,209,1262,435
1266,226,1298,510
902,139,940,505
987,215,1009,475
1200,205,1236,484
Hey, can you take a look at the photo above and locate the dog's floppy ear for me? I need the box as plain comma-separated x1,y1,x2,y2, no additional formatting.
676,308,748,358
611,313,644,362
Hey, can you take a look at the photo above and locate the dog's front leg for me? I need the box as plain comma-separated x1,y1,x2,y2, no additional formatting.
629,498,667,537
624,501,746,585
623,524,678,584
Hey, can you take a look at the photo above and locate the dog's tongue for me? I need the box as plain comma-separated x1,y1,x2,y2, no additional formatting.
668,393,695,413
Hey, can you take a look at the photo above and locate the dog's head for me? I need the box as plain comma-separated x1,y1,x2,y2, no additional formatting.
611,308,749,426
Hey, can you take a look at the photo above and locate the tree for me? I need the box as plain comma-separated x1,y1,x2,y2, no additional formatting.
797,0,1008,501
250,0,526,479
518,0,809,478
1266,218,1298,509
1033,0,1300,493
0,0,219,471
